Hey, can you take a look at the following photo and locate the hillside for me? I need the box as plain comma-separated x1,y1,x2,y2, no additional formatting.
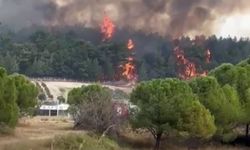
33,80,133,101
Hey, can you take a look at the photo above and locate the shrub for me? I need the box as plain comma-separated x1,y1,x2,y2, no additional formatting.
41,82,53,99
52,133,123,150
68,84,115,133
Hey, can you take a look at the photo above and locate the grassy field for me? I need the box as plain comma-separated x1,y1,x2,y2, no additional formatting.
0,117,83,150
0,117,249,150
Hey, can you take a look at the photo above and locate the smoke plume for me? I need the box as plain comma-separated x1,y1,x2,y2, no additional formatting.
0,0,249,37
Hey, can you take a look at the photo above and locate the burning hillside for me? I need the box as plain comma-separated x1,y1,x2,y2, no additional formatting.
100,13,137,83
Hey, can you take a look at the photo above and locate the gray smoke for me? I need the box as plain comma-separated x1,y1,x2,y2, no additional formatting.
0,0,249,36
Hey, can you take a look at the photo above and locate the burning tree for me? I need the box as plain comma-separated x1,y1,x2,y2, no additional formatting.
173,39,211,80
100,13,115,41
100,13,137,83
121,39,137,82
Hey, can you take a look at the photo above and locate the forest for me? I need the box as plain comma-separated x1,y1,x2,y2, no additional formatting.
0,25,250,81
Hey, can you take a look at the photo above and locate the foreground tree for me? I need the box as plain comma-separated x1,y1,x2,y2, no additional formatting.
210,62,250,137
68,84,115,133
0,68,18,128
11,74,38,115
189,77,243,140
130,79,216,150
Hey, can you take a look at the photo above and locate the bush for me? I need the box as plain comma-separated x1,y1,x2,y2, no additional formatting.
68,84,115,133
38,93,46,101
41,82,53,99
52,133,123,150
57,96,66,103
0,123,14,135
221,132,238,143
112,89,129,100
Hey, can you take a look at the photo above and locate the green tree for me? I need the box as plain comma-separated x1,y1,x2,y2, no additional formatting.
210,62,250,137
0,68,18,128
0,53,19,73
85,59,102,81
189,77,243,139
130,79,216,150
11,74,38,115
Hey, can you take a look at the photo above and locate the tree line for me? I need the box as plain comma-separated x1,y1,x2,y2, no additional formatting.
67,57,250,150
1,26,250,81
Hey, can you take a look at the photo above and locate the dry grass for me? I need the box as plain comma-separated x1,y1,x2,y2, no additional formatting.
0,117,249,150
0,116,83,150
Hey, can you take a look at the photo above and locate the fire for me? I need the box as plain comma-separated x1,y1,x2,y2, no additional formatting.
122,62,136,80
205,49,211,63
174,46,210,80
121,39,137,81
100,13,115,41
127,39,135,50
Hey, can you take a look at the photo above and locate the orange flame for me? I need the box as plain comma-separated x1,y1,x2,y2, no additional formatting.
122,62,136,80
121,39,137,81
100,13,115,41
174,46,210,80
127,39,135,50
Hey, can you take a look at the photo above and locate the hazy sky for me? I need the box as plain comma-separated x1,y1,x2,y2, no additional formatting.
0,0,249,38
216,13,250,38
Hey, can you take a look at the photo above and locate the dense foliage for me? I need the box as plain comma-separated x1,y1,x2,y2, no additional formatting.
1,26,250,81
210,59,250,137
0,67,38,129
0,68,18,128
11,74,39,115
189,77,243,140
64,57,250,148
130,78,216,149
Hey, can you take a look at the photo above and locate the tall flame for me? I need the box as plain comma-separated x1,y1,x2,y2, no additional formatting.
100,13,115,41
127,39,135,50
174,46,210,80
121,39,137,81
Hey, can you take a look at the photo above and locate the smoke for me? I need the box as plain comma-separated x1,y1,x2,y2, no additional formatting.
0,0,249,36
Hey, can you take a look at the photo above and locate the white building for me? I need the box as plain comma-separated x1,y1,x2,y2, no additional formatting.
39,103,69,117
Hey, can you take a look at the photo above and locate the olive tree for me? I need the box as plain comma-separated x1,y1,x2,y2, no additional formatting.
130,78,216,150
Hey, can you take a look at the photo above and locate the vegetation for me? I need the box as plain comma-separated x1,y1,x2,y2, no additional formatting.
41,82,53,99
1,26,250,81
68,84,115,133
52,133,125,150
210,60,250,137
57,96,66,103
0,68,18,128
64,57,250,149
112,89,129,100
1,23,250,148
0,67,38,131
130,79,216,150
11,74,39,115
189,77,243,140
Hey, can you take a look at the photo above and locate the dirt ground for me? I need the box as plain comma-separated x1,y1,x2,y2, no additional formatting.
0,116,83,150
0,117,249,150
